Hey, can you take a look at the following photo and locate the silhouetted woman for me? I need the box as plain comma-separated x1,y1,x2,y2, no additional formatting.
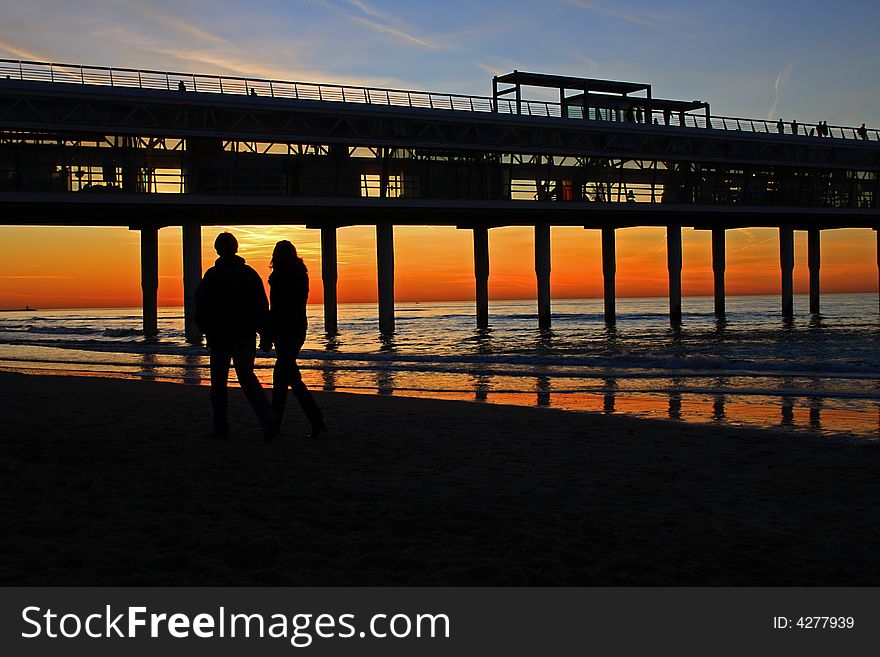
263,240,325,439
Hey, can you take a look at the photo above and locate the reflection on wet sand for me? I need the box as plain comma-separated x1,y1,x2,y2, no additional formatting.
781,397,795,427
138,353,158,380
321,366,337,391
668,377,683,421
320,333,340,391
182,353,201,385
250,360,880,438
711,375,728,422
365,373,879,439
122,341,878,440
809,401,822,432
603,377,616,414
376,369,395,396
536,374,551,407
713,394,726,422
473,371,491,402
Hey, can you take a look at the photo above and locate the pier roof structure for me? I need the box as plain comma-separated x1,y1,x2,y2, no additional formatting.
493,70,652,96
493,70,710,122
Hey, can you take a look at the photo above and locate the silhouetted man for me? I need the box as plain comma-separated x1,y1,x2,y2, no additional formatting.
857,123,869,141
195,232,277,439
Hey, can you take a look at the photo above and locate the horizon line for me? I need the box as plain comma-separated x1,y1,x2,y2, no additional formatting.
4,290,878,312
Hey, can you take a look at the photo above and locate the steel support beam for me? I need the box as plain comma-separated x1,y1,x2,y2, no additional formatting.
601,226,616,324
182,222,202,344
712,227,726,319
780,223,795,317
667,224,682,326
473,226,490,329
376,222,395,333
140,225,159,339
321,226,339,335
808,227,821,314
535,223,551,329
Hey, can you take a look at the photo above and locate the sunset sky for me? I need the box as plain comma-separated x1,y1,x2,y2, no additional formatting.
2,225,876,308
1,1,879,308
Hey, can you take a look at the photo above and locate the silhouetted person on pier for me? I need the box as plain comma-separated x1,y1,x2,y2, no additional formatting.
819,121,829,137
791,119,798,135
260,240,326,439
663,108,671,125
195,232,277,440
250,88,257,97
777,119,784,134
857,123,869,140
177,80,186,92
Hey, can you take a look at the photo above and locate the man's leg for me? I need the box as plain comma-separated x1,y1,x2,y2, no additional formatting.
208,344,232,436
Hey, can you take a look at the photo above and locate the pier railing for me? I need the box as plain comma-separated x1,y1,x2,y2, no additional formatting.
1,58,878,142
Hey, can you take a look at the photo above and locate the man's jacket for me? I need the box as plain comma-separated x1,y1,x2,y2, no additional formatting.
194,255,269,342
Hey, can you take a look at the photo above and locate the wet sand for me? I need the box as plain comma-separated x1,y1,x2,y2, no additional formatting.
1,370,878,585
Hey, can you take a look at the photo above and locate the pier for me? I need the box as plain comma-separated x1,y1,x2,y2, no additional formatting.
0,59,878,340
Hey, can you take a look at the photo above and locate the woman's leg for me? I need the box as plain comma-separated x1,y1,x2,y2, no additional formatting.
272,341,294,420
290,361,323,428
231,337,273,428
283,337,324,429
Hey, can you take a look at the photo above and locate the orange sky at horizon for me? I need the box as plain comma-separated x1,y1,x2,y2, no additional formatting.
0,225,877,309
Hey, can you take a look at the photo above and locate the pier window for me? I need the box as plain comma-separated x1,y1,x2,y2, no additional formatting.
361,173,403,198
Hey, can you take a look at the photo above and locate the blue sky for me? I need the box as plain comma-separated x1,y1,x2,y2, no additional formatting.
1,0,878,127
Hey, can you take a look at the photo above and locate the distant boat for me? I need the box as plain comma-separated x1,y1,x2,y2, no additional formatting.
0,305,37,312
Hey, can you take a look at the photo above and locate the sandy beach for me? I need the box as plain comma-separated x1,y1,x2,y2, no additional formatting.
1,370,878,586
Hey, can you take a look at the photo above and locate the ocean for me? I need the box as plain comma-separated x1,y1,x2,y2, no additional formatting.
1,293,879,439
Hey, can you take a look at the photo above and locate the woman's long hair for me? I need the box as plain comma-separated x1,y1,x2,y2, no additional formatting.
270,240,307,275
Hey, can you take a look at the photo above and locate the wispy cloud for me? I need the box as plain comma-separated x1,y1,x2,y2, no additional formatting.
474,60,504,76
314,0,445,49
131,4,227,45
566,0,736,39
728,230,778,256
570,53,601,72
89,24,395,86
767,63,794,120
214,225,319,259
343,0,394,23
567,0,665,30
0,37,45,61
347,15,441,49
0,275,72,279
